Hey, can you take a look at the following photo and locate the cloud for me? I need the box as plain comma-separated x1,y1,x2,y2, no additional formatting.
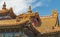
0,0,30,15
46,4,49,7
32,2,42,9
0,0,38,15
25,0,37,3
0,0,51,15
42,0,51,2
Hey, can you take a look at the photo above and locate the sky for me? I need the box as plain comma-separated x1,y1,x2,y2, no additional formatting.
0,0,60,23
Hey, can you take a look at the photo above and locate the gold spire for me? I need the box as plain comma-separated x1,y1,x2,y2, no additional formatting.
28,6,32,13
2,2,6,9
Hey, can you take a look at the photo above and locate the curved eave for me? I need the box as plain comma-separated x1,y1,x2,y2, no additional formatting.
0,19,29,27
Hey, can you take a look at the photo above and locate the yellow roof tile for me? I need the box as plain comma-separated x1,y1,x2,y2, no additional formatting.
33,16,58,34
0,19,29,26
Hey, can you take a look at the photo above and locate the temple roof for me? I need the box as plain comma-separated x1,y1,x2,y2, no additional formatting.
0,2,16,18
0,9,9,13
33,16,59,34
0,2,8,13
0,18,29,26
0,2,59,34
0,13,59,33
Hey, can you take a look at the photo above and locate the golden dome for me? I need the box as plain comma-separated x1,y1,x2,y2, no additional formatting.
0,2,9,13
2,2,6,9
0,9,9,13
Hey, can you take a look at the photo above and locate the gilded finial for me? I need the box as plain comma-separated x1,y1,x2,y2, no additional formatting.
28,6,32,13
52,10,58,14
2,2,6,9
29,6,31,10
52,10,58,17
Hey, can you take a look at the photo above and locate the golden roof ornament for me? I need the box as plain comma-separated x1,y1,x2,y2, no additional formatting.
2,2,6,9
28,6,32,13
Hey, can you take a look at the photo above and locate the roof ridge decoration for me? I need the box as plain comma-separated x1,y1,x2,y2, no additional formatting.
28,6,32,13
2,2,6,9
52,10,58,17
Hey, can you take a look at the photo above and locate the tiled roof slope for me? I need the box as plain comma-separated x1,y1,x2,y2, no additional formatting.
33,15,59,34
0,19,29,26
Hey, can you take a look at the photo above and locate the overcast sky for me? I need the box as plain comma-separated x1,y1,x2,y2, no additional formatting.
0,0,60,23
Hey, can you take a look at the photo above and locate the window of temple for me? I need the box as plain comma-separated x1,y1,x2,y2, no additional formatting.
1,32,29,37
3,33,13,37
0,16,11,20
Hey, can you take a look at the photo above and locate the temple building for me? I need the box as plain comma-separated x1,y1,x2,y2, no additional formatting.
0,2,60,37
0,2,16,19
